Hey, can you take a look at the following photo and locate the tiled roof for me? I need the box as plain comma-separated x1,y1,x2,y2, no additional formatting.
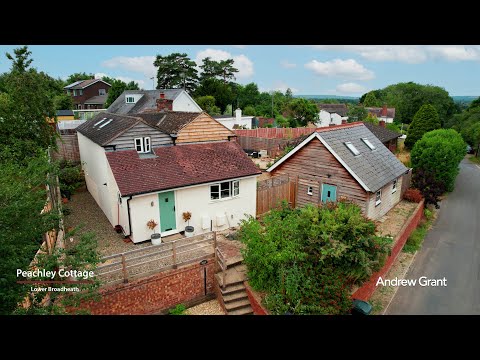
106,141,262,196
106,89,184,114
363,122,401,143
64,79,111,90
56,110,74,116
84,95,108,104
76,112,144,146
317,103,348,117
366,107,396,118
135,111,201,134
318,123,407,192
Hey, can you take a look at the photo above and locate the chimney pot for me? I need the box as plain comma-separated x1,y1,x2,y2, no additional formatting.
160,92,165,99
341,119,347,125
379,120,386,128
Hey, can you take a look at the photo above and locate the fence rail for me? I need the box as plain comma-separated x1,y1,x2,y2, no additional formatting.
96,232,216,287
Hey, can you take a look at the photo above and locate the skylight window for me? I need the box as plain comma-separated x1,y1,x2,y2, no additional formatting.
362,138,376,150
98,119,113,129
344,142,360,156
94,118,107,127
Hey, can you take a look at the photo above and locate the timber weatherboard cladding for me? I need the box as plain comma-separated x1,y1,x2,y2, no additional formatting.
272,138,368,212
107,122,172,150
176,113,233,143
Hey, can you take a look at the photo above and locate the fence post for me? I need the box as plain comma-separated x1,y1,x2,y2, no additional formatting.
172,241,177,269
121,254,128,283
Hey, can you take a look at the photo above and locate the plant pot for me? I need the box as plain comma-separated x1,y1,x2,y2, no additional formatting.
114,225,123,234
151,233,162,245
185,226,194,238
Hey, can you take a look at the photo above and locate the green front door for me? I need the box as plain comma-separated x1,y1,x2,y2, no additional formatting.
321,184,337,203
158,191,176,233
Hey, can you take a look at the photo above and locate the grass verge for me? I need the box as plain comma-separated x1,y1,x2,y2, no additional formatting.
402,207,435,253
467,154,480,165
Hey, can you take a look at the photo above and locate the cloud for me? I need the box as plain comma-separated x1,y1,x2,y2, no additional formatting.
280,60,297,69
94,72,147,89
232,45,247,49
102,56,156,77
273,81,299,93
336,82,367,94
310,45,480,63
305,58,374,80
195,48,254,79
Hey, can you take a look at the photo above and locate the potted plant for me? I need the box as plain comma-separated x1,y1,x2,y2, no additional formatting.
182,211,194,238
147,219,161,245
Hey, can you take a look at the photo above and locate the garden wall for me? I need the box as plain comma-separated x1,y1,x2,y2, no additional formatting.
244,282,269,315
352,200,425,301
72,259,215,315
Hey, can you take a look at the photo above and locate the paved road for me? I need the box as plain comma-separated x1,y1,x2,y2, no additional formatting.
386,159,480,314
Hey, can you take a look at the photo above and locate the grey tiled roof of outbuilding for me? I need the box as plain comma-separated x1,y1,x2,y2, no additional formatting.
107,89,184,114
319,124,408,193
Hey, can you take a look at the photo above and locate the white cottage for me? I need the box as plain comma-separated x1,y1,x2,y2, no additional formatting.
76,110,260,243
316,104,349,127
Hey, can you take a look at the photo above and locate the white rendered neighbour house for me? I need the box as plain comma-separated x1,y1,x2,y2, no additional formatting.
316,104,349,127
76,109,260,243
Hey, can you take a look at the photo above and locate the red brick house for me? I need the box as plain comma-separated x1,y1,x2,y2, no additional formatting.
64,79,111,110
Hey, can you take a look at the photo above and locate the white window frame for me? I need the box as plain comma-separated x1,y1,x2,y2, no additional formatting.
79,89,83,96
392,179,398,194
99,88,106,96
126,96,135,104
134,137,151,153
361,138,376,150
73,89,77,96
210,180,240,201
375,190,382,206
307,186,313,196
345,141,360,156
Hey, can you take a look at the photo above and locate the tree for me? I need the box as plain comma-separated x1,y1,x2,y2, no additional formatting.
194,78,236,113
363,113,379,125
53,93,73,110
223,104,233,116
363,92,381,107
405,104,441,149
275,114,290,128
285,98,318,127
65,72,94,85
347,105,368,122
154,53,199,93
199,57,238,83
195,95,221,115
104,79,140,108
412,168,446,209
285,88,293,100
411,129,466,193
5,46,33,73
237,82,260,108
243,105,256,116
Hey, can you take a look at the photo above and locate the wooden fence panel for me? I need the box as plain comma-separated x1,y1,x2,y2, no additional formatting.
256,175,295,216
401,169,412,198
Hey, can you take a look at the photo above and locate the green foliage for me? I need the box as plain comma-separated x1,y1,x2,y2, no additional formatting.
154,53,199,93
104,79,139,108
364,113,379,125
446,106,480,150
54,93,74,110
285,98,318,127
223,104,233,116
243,105,256,116
237,83,260,108
169,304,186,315
405,104,441,149
403,220,430,253
65,72,93,85
199,57,238,82
363,92,381,107
411,129,466,193
239,201,391,314
386,122,401,133
195,95,221,115
58,160,83,197
347,105,368,122
194,78,235,113
6,46,33,73
275,114,290,128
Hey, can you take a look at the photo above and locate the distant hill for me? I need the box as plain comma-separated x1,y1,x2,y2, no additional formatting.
295,95,359,100
451,96,478,103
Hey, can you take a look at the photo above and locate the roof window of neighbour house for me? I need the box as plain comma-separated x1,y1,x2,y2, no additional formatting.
126,96,135,104
98,119,113,129
94,118,107,127
99,89,106,96
361,138,376,150
344,142,360,156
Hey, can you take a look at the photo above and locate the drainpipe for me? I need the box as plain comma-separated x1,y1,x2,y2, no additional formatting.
170,133,178,146
124,195,133,237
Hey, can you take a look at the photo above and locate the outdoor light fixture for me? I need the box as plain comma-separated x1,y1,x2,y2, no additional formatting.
151,201,154,207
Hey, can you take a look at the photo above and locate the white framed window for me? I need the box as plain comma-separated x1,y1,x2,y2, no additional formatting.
126,96,135,103
210,180,240,200
392,179,398,193
345,141,360,156
361,138,376,150
79,89,83,96
99,88,106,96
307,186,313,195
73,89,77,96
134,137,151,153
375,190,382,206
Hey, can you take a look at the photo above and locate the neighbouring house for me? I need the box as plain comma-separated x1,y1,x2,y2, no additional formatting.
107,89,202,114
64,79,111,110
316,104,349,127
76,110,259,243
363,121,401,153
267,122,408,220
366,104,395,123
256,117,276,128
213,109,255,130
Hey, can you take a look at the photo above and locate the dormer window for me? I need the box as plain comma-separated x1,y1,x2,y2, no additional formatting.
126,96,135,104
361,138,376,150
135,137,151,153
99,89,106,96
345,142,360,156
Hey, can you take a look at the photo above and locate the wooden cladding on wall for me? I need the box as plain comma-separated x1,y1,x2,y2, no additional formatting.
177,114,233,143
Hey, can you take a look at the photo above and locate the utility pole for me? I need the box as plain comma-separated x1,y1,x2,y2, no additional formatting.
271,91,274,118
150,77,155,90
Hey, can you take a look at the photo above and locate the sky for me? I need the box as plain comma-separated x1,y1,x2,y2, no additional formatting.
1,45,480,96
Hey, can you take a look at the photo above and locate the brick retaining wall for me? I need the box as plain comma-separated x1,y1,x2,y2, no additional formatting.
244,282,269,315
72,259,215,315
352,200,425,301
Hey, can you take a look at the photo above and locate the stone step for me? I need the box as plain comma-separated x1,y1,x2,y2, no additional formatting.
224,298,251,312
220,283,246,296
226,255,244,268
228,306,254,315
223,291,249,304
215,268,246,287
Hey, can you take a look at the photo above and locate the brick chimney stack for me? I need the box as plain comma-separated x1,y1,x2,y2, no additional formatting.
156,94,173,111
160,92,165,99
379,120,386,128
341,119,347,125
381,103,388,117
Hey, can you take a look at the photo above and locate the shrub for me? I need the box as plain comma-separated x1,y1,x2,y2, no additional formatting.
412,168,445,208
405,104,441,149
239,200,391,315
169,304,186,315
403,188,423,203
411,129,465,192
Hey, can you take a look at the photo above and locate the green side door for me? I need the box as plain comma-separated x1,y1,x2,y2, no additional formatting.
321,184,337,203
158,191,176,232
